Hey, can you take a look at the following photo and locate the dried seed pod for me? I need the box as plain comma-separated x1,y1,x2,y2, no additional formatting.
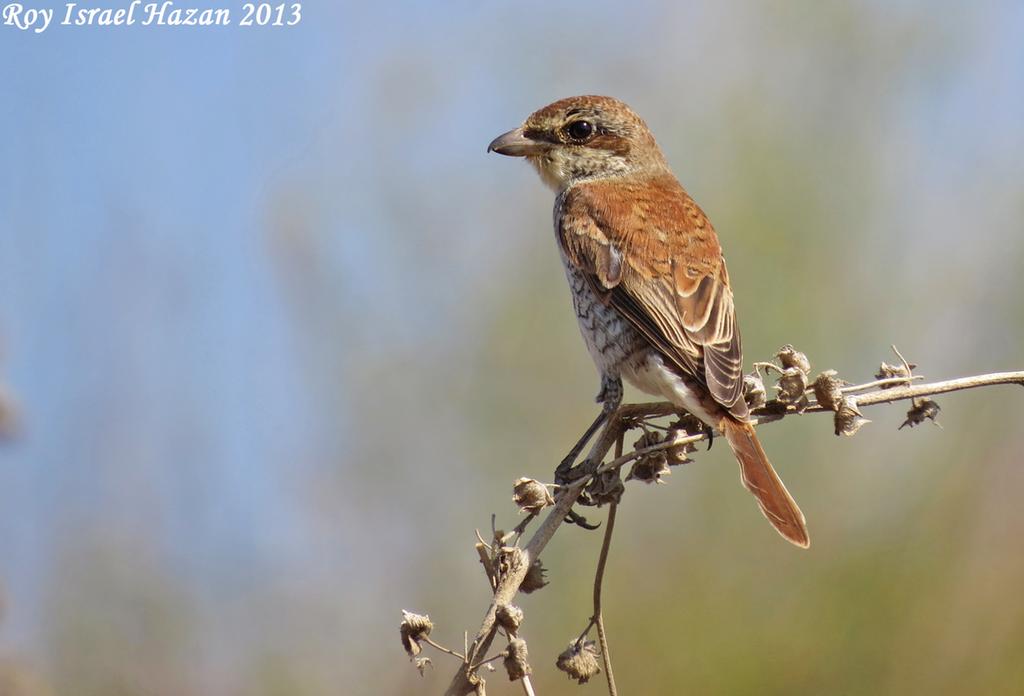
834,398,870,437
512,477,554,513
812,370,846,411
503,638,532,681
668,414,704,434
900,399,941,429
495,604,524,634
665,436,697,466
400,610,433,657
627,451,671,483
587,469,624,506
876,360,917,385
777,344,811,374
634,431,663,450
556,639,602,684
667,419,703,459
743,371,767,409
775,367,809,404
626,430,672,482
520,559,548,594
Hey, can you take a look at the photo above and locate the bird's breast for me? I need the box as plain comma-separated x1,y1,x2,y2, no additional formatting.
563,262,648,376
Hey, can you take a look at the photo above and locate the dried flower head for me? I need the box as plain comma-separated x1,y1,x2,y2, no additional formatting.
777,344,811,374
495,604,524,634
900,399,941,429
834,399,870,437
625,431,672,482
627,451,671,483
775,367,809,405
662,418,700,464
812,370,847,412
634,430,663,450
666,438,697,465
400,610,433,657
587,469,624,506
503,638,532,681
520,559,548,594
556,639,602,684
876,360,917,385
743,370,767,409
670,413,703,430
512,478,554,513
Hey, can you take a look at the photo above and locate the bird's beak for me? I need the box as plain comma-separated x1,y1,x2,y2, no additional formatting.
487,127,546,157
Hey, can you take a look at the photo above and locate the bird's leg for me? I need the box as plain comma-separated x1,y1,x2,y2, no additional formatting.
594,373,624,410
555,412,606,483
560,376,623,529
555,375,623,485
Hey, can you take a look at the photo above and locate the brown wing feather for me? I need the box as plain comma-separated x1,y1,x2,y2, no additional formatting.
558,174,747,417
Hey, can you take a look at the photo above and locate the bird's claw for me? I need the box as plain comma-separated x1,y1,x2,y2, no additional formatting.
565,509,601,530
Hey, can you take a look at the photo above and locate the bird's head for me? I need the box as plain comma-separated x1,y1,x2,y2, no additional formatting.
488,95,668,190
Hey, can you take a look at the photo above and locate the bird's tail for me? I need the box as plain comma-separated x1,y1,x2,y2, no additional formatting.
721,417,809,548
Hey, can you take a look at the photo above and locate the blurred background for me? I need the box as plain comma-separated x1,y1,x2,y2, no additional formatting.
2,1,1023,694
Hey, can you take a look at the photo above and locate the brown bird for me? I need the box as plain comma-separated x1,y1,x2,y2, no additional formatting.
489,95,809,548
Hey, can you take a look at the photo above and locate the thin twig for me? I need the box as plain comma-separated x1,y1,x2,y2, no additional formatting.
595,504,618,696
842,371,1024,408
892,344,913,375
594,430,706,477
592,433,622,696
618,371,1024,424
839,375,922,393
423,637,465,661
474,529,492,552
508,511,539,545
469,651,507,670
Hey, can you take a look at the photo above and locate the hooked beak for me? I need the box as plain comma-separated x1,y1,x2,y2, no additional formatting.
487,127,547,157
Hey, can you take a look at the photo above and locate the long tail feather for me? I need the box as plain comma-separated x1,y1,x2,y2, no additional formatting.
721,418,809,548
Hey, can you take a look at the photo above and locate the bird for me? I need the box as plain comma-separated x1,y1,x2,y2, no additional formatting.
488,95,809,548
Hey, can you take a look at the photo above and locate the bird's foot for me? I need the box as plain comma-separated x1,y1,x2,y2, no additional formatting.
556,456,592,485
564,508,601,530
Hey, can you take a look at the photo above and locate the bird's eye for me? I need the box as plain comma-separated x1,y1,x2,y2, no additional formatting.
565,120,595,142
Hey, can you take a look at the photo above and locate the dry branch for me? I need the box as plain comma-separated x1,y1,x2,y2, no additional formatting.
406,348,1024,696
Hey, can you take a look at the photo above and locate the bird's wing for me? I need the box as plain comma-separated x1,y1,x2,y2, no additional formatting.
558,174,747,417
